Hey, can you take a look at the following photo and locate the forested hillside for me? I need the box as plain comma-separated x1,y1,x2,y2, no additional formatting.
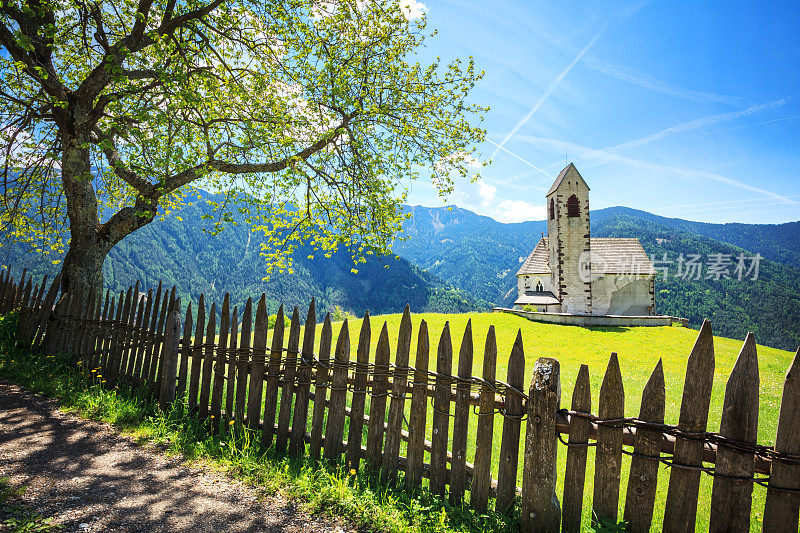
2,193,486,319
4,196,797,350
396,205,800,351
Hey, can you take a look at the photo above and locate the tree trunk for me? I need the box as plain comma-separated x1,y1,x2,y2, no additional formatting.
60,240,107,296
58,128,157,297
58,128,103,296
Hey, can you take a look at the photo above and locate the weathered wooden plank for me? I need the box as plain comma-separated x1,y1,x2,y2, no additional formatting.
380,306,412,485
93,291,110,371
159,302,182,410
246,295,268,432
188,294,206,412
154,287,177,395
290,299,317,456
624,359,665,532
470,325,497,512
763,348,800,533
132,293,153,385
111,287,133,381
366,322,391,472
234,298,253,429
310,314,333,459
88,288,105,371
226,306,239,426
521,357,561,533
450,319,473,504
16,279,33,346
406,319,430,491
176,301,193,398
199,301,217,420
140,282,162,394
346,311,371,471
125,294,145,379
430,321,453,498
119,283,139,378
710,333,759,533
73,288,93,363
663,320,715,533
324,320,350,462
33,273,60,349
276,306,301,453
43,281,66,355
561,364,591,533
211,294,230,433
496,330,525,514
147,290,170,394
104,292,123,375
261,305,284,448
592,352,625,525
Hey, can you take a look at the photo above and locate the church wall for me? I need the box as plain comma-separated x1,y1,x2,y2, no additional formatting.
517,274,552,295
591,275,655,316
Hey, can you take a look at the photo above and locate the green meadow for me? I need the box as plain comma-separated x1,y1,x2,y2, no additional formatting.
256,309,796,531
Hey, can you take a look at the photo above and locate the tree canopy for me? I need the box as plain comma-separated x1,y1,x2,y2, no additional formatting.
0,0,485,293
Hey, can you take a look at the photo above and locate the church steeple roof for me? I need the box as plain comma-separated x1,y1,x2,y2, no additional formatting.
546,162,590,196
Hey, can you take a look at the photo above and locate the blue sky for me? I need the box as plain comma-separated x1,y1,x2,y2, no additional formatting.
403,0,800,224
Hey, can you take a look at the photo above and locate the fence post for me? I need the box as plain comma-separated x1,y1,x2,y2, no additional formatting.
561,364,591,532
592,353,625,525
429,321,453,498
450,319,474,504
624,359,666,532
521,357,561,533
470,325,497,512
496,330,525,514
159,302,182,410
763,348,800,532
663,320,715,533
405,319,430,491
261,304,284,447
381,305,412,485
709,333,759,532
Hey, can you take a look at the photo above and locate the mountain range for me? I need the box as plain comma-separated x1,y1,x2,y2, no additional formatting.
4,195,799,351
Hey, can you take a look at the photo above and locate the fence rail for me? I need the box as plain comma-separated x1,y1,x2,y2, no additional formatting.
1,267,799,532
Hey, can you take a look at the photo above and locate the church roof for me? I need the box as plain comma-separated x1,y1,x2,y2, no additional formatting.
514,291,560,306
517,237,656,276
590,238,656,275
546,163,590,196
516,238,551,275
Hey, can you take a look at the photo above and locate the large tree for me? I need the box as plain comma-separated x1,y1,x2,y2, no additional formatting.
0,0,485,295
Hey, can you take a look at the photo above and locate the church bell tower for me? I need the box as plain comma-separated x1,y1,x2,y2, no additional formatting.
546,163,592,314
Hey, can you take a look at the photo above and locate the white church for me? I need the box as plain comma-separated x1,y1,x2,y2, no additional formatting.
515,163,656,316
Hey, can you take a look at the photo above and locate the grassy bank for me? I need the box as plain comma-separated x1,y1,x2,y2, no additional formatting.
0,312,515,533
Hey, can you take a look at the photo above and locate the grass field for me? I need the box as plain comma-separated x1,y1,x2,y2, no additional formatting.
7,308,797,531
275,309,797,531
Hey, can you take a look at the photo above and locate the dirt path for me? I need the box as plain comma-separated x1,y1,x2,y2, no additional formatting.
0,380,354,532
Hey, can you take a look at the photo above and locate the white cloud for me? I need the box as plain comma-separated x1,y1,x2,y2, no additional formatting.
400,0,427,20
494,199,547,223
477,181,497,206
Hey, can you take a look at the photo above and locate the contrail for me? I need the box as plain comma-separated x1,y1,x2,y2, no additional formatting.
490,24,607,160
485,138,552,178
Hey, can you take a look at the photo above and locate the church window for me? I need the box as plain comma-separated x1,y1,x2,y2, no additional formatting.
549,198,555,220
535,280,543,292
524,276,531,289
567,194,580,217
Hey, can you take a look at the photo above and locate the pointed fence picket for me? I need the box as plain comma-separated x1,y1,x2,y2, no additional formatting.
3,270,800,532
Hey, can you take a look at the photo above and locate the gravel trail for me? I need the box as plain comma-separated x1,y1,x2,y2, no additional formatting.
0,380,353,532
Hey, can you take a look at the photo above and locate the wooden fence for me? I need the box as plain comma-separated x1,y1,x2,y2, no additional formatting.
1,267,799,532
